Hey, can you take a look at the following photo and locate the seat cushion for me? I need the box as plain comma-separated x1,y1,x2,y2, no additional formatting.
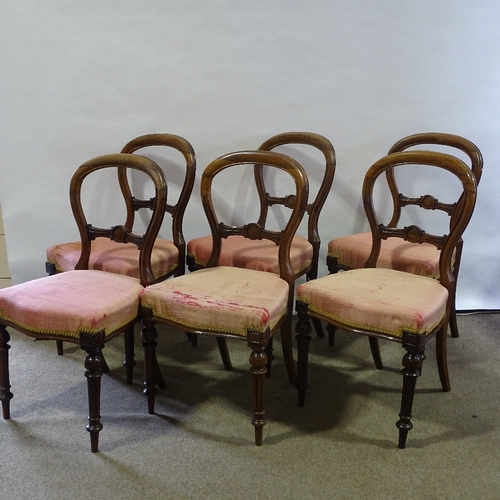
187,234,313,275
46,238,179,279
296,268,449,338
328,232,447,278
0,270,143,339
140,266,290,337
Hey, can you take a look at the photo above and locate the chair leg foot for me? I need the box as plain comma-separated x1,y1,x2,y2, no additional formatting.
0,326,13,420
56,340,64,356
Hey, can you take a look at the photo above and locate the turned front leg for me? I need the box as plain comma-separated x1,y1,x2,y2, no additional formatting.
0,325,13,420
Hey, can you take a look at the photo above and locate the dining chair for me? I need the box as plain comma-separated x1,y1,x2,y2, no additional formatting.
295,150,477,448
139,150,309,445
45,133,196,381
327,133,482,348
187,132,335,348
0,153,168,452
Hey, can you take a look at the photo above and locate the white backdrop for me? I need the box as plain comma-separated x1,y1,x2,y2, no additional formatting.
1,1,499,309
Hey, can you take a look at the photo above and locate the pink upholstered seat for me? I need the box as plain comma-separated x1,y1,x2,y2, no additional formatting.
297,268,448,338
328,232,444,278
47,239,179,279
187,235,312,276
295,150,478,449
141,266,289,337
0,270,143,340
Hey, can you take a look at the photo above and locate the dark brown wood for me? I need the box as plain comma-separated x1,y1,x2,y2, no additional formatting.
123,325,136,385
140,314,159,415
295,301,312,408
396,332,426,449
300,149,478,448
141,149,309,445
0,325,13,420
81,335,105,453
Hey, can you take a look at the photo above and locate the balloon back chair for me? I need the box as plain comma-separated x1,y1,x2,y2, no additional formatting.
187,132,336,347
327,133,482,348
45,134,196,382
139,150,309,446
0,153,169,452
295,150,477,448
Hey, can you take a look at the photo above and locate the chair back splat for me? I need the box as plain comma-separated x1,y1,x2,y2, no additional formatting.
295,150,477,448
139,150,309,446
0,153,168,452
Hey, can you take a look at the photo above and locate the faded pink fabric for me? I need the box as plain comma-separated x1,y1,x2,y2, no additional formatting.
140,266,289,337
187,234,313,275
328,232,448,278
46,238,179,278
297,268,448,337
0,270,143,338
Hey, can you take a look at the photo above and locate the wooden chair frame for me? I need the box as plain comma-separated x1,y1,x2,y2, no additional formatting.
296,150,477,448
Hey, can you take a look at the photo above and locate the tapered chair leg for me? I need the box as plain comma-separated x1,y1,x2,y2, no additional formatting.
123,325,136,384
396,332,426,449
326,323,336,347
295,307,312,407
82,345,105,453
435,324,451,392
216,337,233,371
56,340,64,356
141,319,159,414
0,326,13,420
248,338,268,446
369,336,384,370
280,314,296,384
312,317,324,338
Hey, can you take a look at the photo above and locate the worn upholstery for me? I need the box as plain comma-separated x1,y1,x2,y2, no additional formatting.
0,270,143,339
297,267,448,338
140,266,289,337
327,232,454,278
187,235,313,276
47,239,178,279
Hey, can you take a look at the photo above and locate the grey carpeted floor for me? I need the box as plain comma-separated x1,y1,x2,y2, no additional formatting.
1,313,499,499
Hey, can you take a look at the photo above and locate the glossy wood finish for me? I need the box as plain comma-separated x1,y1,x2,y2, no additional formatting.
297,150,477,448
327,133,483,350
48,134,196,382
0,153,168,452
141,150,309,445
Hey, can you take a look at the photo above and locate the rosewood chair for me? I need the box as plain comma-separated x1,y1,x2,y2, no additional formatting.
46,134,196,381
140,150,309,445
327,133,483,348
187,132,336,345
295,150,477,448
0,153,169,452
